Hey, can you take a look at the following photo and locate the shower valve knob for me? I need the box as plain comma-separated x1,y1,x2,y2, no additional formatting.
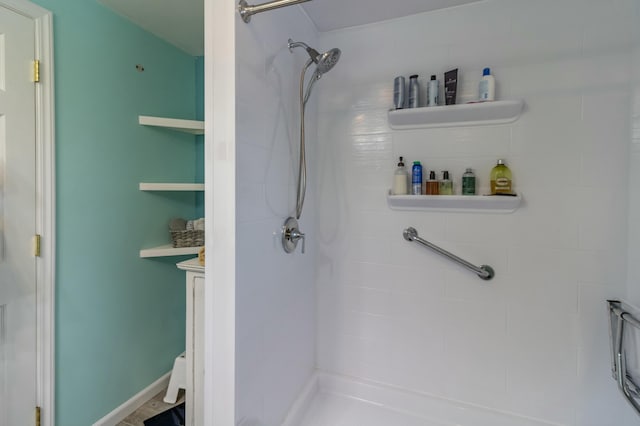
282,217,305,254
290,229,305,254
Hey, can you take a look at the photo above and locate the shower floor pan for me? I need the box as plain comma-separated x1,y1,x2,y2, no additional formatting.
283,372,557,426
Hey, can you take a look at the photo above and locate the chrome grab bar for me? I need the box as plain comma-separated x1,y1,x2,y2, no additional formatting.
402,227,494,281
608,300,640,416
238,0,311,23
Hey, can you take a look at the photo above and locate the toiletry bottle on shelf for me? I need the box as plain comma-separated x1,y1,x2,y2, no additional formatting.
427,75,439,107
444,69,458,105
462,168,476,195
392,156,409,195
439,171,453,195
393,76,406,110
479,67,496,101
408,75,420,108
411,161,423,195
490,159,512,194
426,170,439,195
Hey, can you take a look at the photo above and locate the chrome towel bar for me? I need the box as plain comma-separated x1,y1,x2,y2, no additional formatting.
402,227,494,281
608,300,640,416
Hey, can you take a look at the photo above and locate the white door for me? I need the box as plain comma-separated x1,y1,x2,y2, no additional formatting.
0,5,37,426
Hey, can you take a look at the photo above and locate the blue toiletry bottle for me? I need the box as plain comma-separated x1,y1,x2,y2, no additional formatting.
412,161,423,195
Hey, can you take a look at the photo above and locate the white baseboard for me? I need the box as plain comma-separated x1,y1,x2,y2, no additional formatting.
92,371,171,426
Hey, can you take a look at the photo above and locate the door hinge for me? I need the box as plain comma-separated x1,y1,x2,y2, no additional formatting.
33,234,41,257
35,406,41,426
33,60,40,83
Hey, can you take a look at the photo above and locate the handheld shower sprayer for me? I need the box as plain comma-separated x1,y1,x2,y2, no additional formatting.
287,39,341,221
288,40,341,77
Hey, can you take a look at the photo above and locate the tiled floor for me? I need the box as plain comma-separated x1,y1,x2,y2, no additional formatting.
116,388,185,426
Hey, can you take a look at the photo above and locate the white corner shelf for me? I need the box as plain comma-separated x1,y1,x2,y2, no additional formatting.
387,99,524,130
139,183,204,191
139,115,205,135
176,257,205,273
387,192,522,213
139,244,203,258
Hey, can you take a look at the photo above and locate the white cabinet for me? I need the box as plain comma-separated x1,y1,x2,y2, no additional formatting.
177,258,205,426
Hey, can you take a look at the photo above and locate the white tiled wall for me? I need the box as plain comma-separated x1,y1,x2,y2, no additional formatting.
628,1,640,308
315,0,637,424
234,6,318,425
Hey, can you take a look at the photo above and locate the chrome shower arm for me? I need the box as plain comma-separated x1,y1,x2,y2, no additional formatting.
288,40,312,51
238,0,311,23
289,39,322,64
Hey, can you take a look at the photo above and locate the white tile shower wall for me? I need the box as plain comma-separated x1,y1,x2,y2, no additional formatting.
316,0,637,424
234,6,318,426
627,1,640,309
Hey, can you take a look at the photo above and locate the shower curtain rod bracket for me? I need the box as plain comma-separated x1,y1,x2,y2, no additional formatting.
238,0,312,23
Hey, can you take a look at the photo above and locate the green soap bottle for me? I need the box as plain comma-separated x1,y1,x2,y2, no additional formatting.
462,168,476,195
490,159,512,194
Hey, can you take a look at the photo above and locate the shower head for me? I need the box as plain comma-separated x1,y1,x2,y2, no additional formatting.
314,48,341,75
288,39,341,76
288,38,342,220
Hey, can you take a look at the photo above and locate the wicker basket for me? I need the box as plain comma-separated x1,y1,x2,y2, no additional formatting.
170,229,204,248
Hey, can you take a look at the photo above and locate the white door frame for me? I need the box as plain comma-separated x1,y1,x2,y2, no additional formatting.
204,0,235,425
0,0,55,424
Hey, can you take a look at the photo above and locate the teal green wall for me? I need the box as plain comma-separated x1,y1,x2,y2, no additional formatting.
31,0,200,424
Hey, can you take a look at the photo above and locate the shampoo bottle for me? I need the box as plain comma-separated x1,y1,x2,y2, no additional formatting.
392,156,409,195
439,171,453,195
479,67,495,101
490,159,512,194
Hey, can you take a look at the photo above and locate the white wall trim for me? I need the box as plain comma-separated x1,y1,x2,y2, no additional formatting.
0,1,56,425
92,372,172,426
35,10,55,426
204,0,236,424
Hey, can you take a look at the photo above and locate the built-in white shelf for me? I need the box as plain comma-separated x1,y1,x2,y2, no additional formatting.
387,192,522,213
139,115,205,135
176,257,205,273
387,99,524,130
139,183,204,191
140,244,203,258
